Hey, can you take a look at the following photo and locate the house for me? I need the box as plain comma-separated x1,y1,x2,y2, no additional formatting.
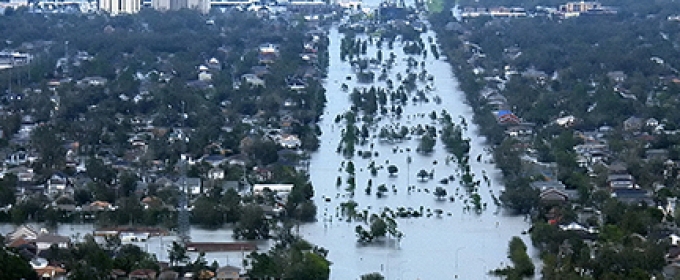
611,188,654,206
496,110,520,125
530,180,580,202
252,167,273,182
554,115,577,127
207,57,221,70
241,74,266,87
8,226,70,251
226,154,249,167
175,177,202,196
157,270,179,280
258,53,278,64
521,68,549,83
7,225,39,241
33,262,67,280
200,154,226,167
283,98,298,108
646,118,660,128
198,71,212,81
607,174,635,189
5,150,30,165
606,71,627,83
88,200,114,211
129,269,158,279
208,168,225,180
45,172,72,198
33,233,70,250
216,265,242,280
277,134,302,149
286,76,307,91
505,124,534,138
250,65,270,77
608,162,628,174
258,43,279,54
623,116,643,131
77,76,108,87
5,166,34,182
646,149,669,161
253,184,293,195
539,188,570,204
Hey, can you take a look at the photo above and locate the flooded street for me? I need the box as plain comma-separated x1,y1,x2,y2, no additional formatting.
298,24,535,279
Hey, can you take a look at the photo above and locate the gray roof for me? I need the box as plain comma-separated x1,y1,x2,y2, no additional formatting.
33,233,70,244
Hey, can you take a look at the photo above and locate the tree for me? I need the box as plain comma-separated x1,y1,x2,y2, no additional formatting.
247,234,330,280
189,252,209,276
118,172,139,198
492,237,535,279
31,124,66,171
168,241,189,267
418,134,435,153
355,225,373,242
250,139,280,165
221,188,242,223
500,179,539,214
113,244,159,274
86,157,115,184
67,235,114,280
434,187,447,200
361,272,385,280
0,174,17,207
114,196,144,225
369,215,388,239
192,196,223,229
0,235,37,280
387,165,398,176
417,169,429,181
234,204,270,240
294,201,317,222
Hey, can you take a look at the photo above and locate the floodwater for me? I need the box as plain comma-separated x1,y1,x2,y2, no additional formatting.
296,22,536,279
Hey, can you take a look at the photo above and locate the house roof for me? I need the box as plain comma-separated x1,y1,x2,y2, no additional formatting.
35,265,66,277
540,188,569,202
175,177,201,187
8,225,38,241
33,233,70,244
612,188,653,205
7,237,31,248
158,270,179,280
530,180,566,190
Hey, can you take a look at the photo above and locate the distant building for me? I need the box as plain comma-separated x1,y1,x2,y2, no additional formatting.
99,0,140,15
559,1,601,13
152,0,210,14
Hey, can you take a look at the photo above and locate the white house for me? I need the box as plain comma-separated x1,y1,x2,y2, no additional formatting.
253,184,293,195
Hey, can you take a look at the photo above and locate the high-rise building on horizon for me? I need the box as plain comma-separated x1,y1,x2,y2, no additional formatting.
99,0,140,15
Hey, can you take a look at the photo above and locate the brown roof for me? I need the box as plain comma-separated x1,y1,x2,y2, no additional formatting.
7,237,31,248
35,266,66,277
129,269,157,279
185,242,257,252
